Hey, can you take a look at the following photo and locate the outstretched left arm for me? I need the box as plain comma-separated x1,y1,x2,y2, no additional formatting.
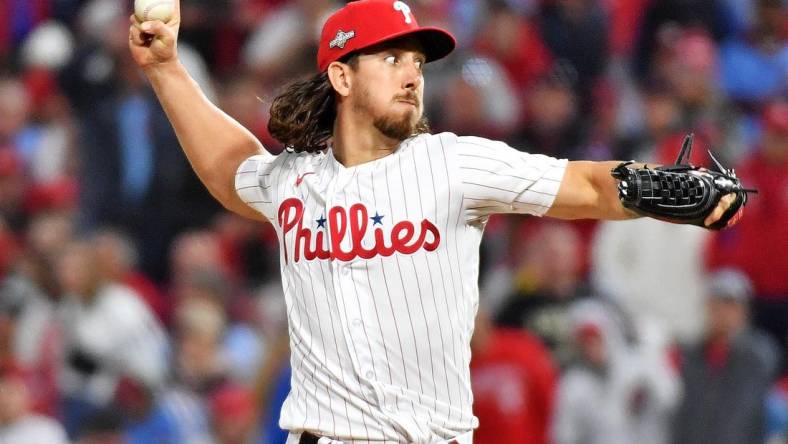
546,161,638,221
547,161,736,227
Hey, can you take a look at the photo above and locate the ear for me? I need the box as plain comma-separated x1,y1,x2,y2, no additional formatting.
327,61,353,97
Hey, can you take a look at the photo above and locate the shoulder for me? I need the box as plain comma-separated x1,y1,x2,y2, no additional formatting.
740,329,780,373
418,133,509,150
100,283,141,305
410,132,518,160
405,132,457,150
98,284,154,319
414,132,515,147
237,149,323,187
239,150,288,171
274,149,329,173
558,367,600,398
241,148,326,174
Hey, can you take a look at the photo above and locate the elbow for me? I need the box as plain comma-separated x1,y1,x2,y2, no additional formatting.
205,141,262,202
209,183,268,222
200,168,234,203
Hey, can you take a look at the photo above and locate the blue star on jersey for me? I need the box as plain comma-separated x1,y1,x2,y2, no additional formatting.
370,212,384,226
317,214,381,228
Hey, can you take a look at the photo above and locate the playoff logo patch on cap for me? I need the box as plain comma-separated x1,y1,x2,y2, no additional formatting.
329,30,356,49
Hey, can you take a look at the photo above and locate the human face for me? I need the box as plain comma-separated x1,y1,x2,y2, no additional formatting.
56,242,101,300
706,298,747,339
0,377,28,424
349,38,426,141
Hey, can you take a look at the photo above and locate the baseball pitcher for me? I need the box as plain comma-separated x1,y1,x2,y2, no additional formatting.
128,1,751,443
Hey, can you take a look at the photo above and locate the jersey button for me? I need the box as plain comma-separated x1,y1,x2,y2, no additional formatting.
352,319,362,327
365,370,375,380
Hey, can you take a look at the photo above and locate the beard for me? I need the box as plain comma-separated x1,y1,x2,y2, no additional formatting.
373,111,419,141
355,89,427,141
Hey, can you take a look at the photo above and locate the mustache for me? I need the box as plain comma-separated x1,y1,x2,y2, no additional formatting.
394,92,419,106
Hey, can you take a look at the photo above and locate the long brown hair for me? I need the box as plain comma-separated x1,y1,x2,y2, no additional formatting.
267,70,337,153
267,56,429,153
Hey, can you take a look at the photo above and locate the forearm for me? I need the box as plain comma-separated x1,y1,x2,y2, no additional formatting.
587,161,641,220
548,161,640,221
143,61,267,218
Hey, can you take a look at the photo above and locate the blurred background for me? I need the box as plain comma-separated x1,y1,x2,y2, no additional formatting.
0,0,786,443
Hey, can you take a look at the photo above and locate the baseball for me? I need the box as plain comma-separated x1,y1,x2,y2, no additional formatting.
134,0,175,23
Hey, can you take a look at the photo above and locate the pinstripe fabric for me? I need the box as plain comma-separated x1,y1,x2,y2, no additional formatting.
235,133,567,443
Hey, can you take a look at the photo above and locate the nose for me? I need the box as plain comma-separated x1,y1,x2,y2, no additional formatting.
402,61,422,91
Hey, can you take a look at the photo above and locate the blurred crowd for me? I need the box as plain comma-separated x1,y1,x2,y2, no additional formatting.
0,0,786,443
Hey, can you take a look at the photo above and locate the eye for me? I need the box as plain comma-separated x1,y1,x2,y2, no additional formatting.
415,59,425,71
384,55,397,65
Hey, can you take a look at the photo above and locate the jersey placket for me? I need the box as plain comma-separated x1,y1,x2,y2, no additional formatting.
325,166,381,405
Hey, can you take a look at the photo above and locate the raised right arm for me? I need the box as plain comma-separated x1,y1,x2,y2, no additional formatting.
128,3,267,221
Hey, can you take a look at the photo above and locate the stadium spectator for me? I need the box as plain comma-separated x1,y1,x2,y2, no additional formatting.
591,217,709,342
0,273,61,416
210,383,259,444
719,0,788,105
56,239,168,436
538,0,610,104
673,268,780,444
707,100,788,368
553,299,680,444
92,228,169,324
0,365,68,444
471,307,557,444
495,221,588,367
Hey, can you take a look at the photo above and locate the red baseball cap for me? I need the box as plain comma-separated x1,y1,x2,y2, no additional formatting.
317,0,456,72
575,323,603,342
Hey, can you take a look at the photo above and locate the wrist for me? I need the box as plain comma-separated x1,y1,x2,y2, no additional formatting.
142,59,185,81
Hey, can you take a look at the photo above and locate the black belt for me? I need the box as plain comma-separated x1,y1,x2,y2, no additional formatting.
299,432,460,444
299,432,324,444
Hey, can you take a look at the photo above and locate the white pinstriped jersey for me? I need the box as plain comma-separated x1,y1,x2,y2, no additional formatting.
235,132,567,443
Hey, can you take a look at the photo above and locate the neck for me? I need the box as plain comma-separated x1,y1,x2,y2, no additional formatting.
332,108,404,167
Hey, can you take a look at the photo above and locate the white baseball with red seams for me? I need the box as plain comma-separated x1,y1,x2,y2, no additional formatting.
134,0,174,22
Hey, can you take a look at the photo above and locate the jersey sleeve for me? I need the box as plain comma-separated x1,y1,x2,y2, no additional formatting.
234,153,279,220
455,136,567,220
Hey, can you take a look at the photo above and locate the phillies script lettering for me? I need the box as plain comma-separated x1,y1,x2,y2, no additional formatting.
278,198,441,264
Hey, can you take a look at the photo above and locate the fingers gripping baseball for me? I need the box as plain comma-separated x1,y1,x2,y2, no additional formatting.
128,1,181,69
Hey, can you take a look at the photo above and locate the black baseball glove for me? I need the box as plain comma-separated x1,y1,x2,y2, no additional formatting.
610,134,757,230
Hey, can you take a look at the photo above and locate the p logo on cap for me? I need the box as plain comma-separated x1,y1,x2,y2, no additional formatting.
393,1,413,23
317,0,456,72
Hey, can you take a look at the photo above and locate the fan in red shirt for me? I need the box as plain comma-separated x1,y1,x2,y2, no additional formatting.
707,101,788,298
470,308,557,444
707,100,788,373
